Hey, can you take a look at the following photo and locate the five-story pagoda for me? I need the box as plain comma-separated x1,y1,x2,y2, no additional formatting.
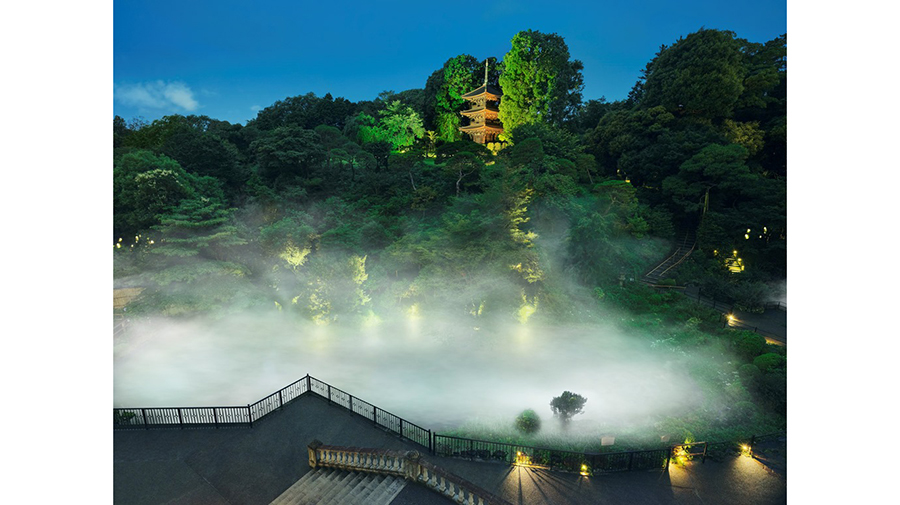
459,61,503,144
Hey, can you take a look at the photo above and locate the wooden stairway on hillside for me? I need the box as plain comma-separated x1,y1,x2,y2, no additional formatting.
643,229,696,285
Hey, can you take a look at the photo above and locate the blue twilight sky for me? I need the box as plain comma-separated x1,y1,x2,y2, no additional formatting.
114,0,786,125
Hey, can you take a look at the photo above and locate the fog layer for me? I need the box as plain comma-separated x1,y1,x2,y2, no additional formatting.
115,311,703,430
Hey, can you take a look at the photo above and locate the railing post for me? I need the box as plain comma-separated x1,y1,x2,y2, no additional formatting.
279,390,283,409
327,384,331,404
178,408,183,429
665,446,672,471
373,406,378,426
702,443,708,463
349,394,353,413
308,439,323,468
248,404,253,428
403,451,421,481
306,374,311,394
213,408,219,429
141,408,148,429
400,418,405,438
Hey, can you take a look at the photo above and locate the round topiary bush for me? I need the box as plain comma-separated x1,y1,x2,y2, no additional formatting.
738,363,762,386
515,409,541,434
733,331,766,360
753,353,786,372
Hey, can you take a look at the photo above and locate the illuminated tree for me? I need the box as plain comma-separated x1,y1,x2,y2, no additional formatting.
348,101,424,151
377,100,425,150
499,30,583,138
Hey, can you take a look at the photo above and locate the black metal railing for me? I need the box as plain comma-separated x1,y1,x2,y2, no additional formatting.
114,375,783,476
114,374,432,452
433,434,673,475
724,318,786,344
306,375,432,450
113,405,251,429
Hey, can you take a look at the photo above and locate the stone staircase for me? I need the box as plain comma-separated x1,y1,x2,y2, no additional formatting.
270,468,407,505
643,229,696,285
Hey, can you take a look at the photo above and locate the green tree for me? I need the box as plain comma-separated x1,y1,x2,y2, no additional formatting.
252,126,326,184
160,128,248,195
113,150,219,240
638,29,745,119
550,391,587,425
130,197,253,315
376,100,426,150
661,143,754,215
250,92,357,131
347,101,425,151
151,197,246,260
499,30,584,138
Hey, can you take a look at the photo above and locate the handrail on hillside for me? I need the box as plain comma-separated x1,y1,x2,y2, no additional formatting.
308,440,511,505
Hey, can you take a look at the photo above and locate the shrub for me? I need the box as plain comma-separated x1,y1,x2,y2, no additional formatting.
753,353,786,373
515,409,542,434
738,364,762,385
733,331,766,360
733,401,757,421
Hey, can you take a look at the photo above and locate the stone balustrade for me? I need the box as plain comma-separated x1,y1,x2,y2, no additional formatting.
308,440,510,505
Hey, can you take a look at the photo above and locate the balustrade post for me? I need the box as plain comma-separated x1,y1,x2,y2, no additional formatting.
279,390,283,409
308,439,323,468
327,384,331,404
141,408,148,429
349,394,353,414
213,408,219,429
178,408,183,429
373,406,378,426
248,404,253,428
400,418,405,438
306,374,311,394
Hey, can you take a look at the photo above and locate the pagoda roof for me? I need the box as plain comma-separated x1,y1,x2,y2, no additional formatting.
460,104,499,116
459,122,504,132
461,84,503,99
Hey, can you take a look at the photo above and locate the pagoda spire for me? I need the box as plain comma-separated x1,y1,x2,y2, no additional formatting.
483,59,489,86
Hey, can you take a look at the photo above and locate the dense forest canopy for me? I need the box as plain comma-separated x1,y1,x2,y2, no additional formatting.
114,27,787,443
115,28,786,309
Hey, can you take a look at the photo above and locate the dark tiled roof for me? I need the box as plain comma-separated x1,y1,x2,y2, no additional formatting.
460,84,502,99
460,104,500,116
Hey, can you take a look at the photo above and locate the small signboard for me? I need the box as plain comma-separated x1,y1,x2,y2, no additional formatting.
601,436,615,446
